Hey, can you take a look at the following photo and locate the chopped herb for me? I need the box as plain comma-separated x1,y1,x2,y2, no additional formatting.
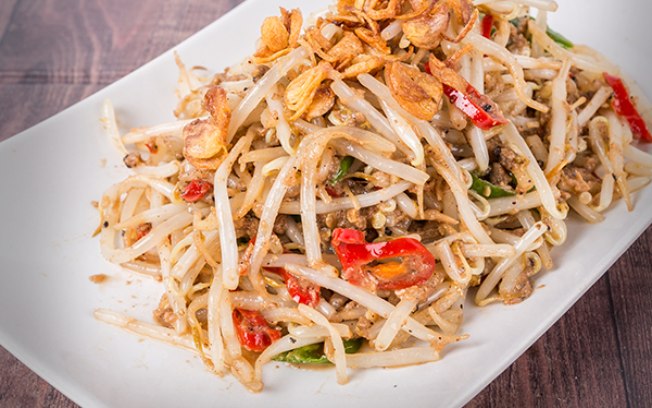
470,173,515,199
509,17,574,49
330,156,354,185
273,338,363,365
546,26,573,49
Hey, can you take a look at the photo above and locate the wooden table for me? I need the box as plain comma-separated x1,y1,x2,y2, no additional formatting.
0,1,650,406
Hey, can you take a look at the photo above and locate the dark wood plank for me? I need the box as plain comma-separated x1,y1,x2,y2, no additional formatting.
0,0,244,85
0,0,18,41
0,0,650,407
468,270,632,408
0,83,98,139
0,346,76,408
608,230,652,408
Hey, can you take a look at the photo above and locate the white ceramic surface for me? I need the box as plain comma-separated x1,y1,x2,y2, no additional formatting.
1,0,651,407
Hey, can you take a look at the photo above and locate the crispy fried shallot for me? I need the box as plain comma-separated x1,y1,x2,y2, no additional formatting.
385,61,443,120
183,87,231,170
254,8,303,64
285,61,333,120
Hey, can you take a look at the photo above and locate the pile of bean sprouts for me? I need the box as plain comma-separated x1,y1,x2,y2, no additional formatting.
94,0,652,392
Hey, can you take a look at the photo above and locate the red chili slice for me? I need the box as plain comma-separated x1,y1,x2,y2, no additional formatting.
144,141,158,154
135,223,152,241
331,228,436,291
265,267,320,307
425,60,507,130
603,72,652,143
443,84,508,130
180,179,213,203
232,308,281,353
481,14,494,39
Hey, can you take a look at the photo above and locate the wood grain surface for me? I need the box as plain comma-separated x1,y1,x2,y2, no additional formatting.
0,1,650,407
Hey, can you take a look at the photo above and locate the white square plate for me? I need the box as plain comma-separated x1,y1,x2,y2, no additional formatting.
1,0,651,407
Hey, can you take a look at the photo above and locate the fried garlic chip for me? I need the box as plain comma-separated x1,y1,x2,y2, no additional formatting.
354,27,390,54
303,29,365,75
341,54,385,78
337,0,357,14
204,86,231,128
385,61,443,120
328,31,365,64
304,85,336,121
401,2,450,49
426,55,468,91
254,8,302,63
285,61,332,120
183,86,230,170
364,0,401,20
261,16,290,53
448,0,474,25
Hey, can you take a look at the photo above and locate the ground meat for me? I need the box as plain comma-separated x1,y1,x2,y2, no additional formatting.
273,215,289,235
507,19,530,55
395,269,445,304
319,208,372,232
558,165,600,195
496,145,533,194
235,215,259,239
328,103,367,128
153,294,176,329
573,153,600,172
354,312,380,340
489,162,513,188
487,137,501,161
406,220,444,243
566,75,580,102
497,145,519,169
317,204,413,246
385,208,412,231
573,69,604,95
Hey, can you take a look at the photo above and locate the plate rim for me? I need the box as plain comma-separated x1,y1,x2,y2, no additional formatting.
0,0,650,406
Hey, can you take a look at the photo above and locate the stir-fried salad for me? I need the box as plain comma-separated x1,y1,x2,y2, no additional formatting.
95,0,652,392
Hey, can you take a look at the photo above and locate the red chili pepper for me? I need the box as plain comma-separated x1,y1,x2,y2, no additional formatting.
443,84,508,130
265,267,320,307
325,185,343,198
135,223,152,241
144,141,158,154
425,60,507,130
481,14,494,39
232,308,281,353
603,73,652,143
180,179,213,203
331,228,436,291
